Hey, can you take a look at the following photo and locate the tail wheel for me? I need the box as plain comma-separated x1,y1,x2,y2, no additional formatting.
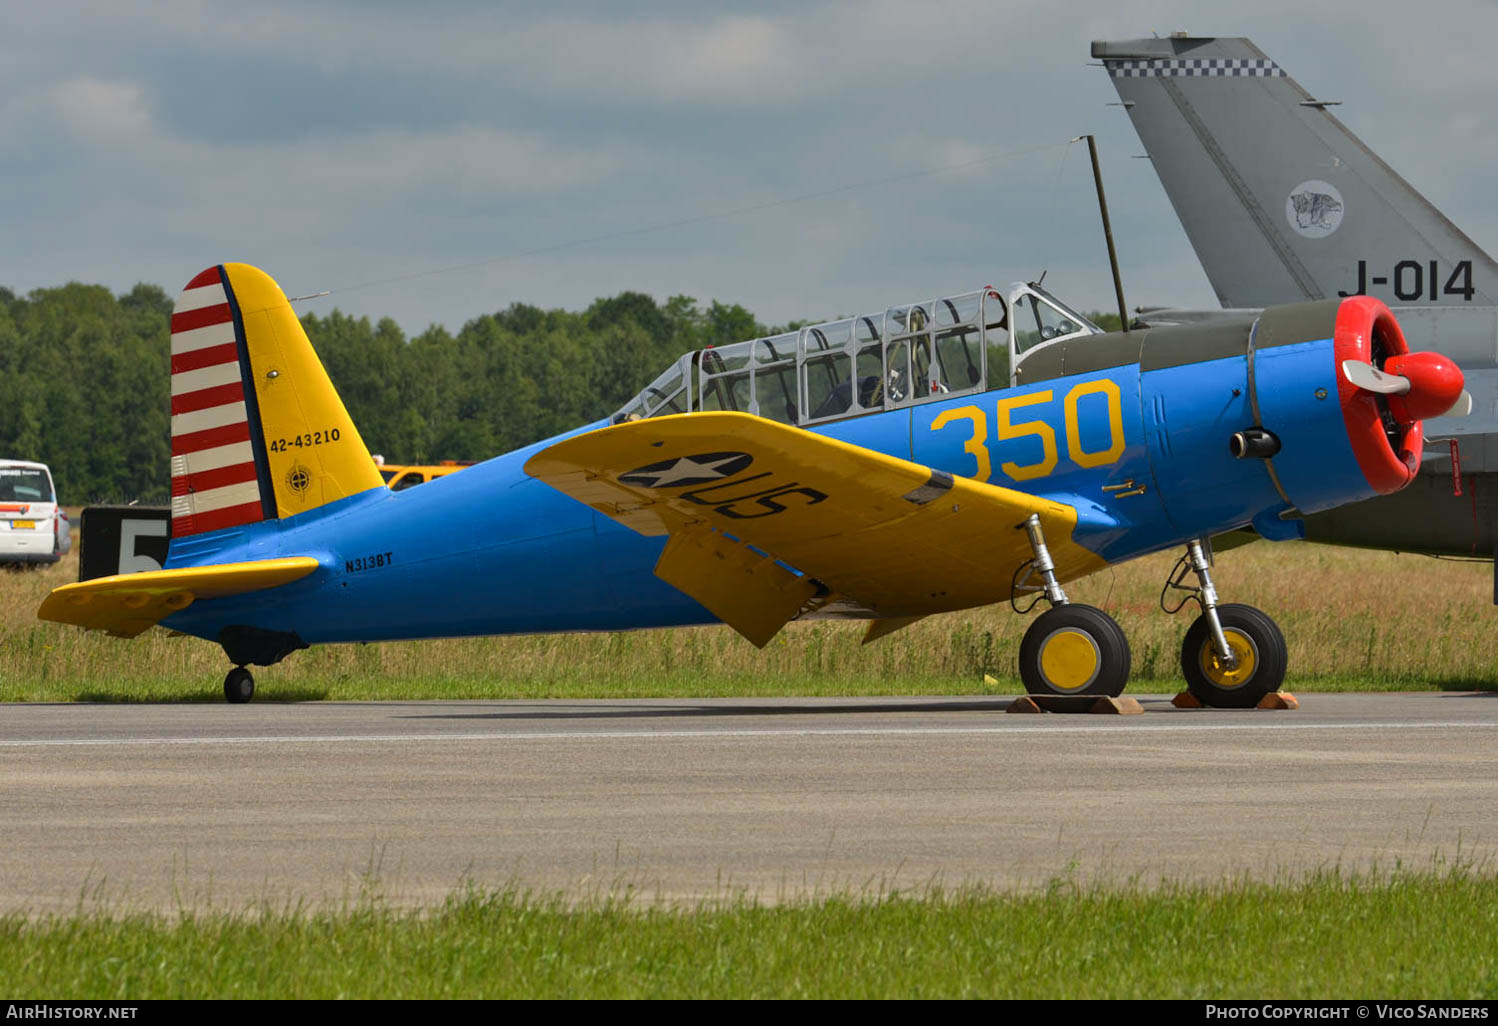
1180,604,1287,709
1019,604,1131,698
224,666,255,704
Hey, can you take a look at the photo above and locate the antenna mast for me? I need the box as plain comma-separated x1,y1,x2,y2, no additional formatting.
1081,134,1130,332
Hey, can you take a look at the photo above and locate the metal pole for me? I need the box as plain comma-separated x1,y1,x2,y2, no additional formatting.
1084,134,1130,333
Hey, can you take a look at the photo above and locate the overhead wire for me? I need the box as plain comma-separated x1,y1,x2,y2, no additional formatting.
1032,136,1081,283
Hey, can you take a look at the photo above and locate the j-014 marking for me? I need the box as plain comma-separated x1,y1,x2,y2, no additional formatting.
1339,260,1476,302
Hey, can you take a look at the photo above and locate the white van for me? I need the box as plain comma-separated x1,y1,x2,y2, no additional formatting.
0,460,70,565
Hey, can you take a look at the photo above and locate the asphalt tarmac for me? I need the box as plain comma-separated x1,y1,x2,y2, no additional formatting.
2,692,1495,912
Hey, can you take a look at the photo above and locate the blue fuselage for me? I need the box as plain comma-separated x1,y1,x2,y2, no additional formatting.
163,333,1364,645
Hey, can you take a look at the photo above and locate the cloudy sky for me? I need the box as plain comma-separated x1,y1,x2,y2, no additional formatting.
4,0,1495,334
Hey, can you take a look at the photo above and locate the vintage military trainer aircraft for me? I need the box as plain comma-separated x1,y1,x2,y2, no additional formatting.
39,263,1468,706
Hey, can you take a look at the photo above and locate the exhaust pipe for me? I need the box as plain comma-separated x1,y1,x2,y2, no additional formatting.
1230,428,1281,460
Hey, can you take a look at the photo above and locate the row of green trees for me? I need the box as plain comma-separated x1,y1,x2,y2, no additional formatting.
0,284,175,505
0,282,774,503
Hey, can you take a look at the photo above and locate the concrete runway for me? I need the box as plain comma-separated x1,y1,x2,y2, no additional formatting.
2,692,1496,911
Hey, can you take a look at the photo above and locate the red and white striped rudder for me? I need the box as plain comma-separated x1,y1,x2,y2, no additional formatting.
168,266,270,538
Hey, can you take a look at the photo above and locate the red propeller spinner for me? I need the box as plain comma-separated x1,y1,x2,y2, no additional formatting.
1334,296,1471,495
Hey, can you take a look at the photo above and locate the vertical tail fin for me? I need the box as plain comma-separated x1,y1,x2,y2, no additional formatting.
169,263,382,538
1092,36,1498,308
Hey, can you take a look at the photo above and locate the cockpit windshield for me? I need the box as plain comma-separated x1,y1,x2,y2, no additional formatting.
1012,285,1103,354
613,282,1103,428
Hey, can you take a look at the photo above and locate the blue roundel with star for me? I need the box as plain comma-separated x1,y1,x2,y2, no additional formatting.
619,452,754,489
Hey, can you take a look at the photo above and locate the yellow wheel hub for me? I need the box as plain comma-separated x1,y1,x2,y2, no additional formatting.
1199,628,1258,688
1039,628,1101,692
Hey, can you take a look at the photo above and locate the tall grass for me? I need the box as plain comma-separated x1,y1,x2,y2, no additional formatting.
3,539,1495,701
2,870,1495,998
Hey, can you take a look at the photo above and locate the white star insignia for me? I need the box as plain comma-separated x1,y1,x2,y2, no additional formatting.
634,454,746,487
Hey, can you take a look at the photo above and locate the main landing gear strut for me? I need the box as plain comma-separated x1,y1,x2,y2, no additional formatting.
1163,539,1287,708
1013,516,1131,698
1012,521,1287,707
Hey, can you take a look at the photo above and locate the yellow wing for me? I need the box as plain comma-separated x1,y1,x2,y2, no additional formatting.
525,413,1105,646
37,558,320,638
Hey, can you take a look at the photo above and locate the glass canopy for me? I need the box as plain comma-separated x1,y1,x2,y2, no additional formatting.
613,282,1102,427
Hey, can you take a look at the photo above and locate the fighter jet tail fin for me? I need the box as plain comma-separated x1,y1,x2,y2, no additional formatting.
1092,35,1498,308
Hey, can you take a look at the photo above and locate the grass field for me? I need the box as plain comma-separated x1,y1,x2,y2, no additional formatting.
3,870,1495,998
3,539,1495,701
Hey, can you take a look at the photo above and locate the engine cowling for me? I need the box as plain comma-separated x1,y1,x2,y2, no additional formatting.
1333,296,1465,494
1137,296,1464,544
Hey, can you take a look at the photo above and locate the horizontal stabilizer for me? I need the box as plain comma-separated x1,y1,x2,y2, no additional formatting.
38,557,319,638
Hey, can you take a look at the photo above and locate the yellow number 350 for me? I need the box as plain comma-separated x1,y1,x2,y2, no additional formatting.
929,379,1126,484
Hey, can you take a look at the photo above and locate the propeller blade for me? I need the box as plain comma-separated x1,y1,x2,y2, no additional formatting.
1341,359,1410,395
1446,390,1474,417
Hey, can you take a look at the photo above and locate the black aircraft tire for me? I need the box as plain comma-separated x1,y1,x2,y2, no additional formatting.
1018,604,1131,698
224,667,255,705
1181,604,1287,709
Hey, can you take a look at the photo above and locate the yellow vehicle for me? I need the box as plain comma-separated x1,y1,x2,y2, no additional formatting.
374,460,474,491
